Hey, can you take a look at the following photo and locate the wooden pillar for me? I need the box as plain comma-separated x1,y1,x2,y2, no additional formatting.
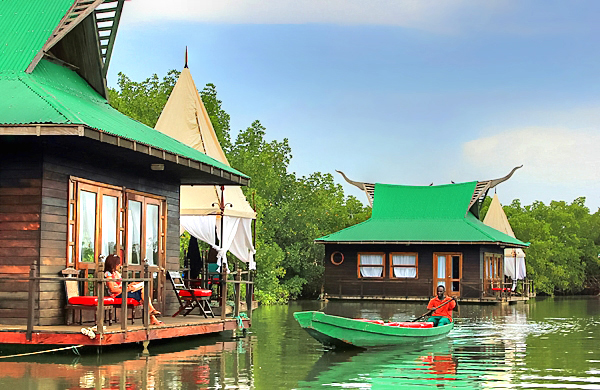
245,271,253,321
220,268,227,320
121,263,128,331
26,264,36,341
143,262,150,328
234,263,241,318
96,273,105,338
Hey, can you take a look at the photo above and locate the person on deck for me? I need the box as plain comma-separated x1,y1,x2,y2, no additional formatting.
104,254,163,326
426,285,457,327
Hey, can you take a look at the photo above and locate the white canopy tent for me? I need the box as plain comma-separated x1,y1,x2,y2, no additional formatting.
155,65,256,273
483,194,526,280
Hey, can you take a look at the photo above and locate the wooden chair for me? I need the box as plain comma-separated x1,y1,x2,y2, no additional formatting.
168,271,214,318
104,284,142,325
62,268,115,325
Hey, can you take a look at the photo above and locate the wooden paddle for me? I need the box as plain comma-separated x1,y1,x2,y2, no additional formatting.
411,296,456,322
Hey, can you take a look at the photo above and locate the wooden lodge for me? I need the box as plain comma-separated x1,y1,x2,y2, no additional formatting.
317,169,532,304
0,0,251,345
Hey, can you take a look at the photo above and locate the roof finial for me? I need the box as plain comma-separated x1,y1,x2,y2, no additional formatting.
184,46,188,68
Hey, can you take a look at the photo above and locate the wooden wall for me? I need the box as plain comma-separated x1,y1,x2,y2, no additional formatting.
0,145,42,325
324,243,503,299
0,139,182,325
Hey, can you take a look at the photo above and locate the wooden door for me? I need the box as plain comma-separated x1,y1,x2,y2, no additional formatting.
433,253,462,297
483,253,503,294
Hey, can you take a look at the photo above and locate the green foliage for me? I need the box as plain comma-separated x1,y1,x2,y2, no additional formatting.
504,197,600,295
109,71,371,304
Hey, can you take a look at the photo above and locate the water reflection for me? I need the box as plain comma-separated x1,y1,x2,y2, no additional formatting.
0,336,253,389
0,297,597,389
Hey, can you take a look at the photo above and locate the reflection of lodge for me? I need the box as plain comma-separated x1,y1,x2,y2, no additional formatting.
317,168,531,303
0,1,251,345
0,339,253,389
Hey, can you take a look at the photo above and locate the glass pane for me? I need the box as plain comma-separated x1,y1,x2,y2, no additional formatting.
127,200,142,265
437,256,446,279
452,281,460,292
392,254,416,265
360,254,383,265
452,256,460,279
393,267,416,278
78,191,96,263
146,204,159,266
101,195,118,258
360,266,383,278
69,203,74,219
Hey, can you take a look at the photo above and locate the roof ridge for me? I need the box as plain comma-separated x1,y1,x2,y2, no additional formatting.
17,75,71,124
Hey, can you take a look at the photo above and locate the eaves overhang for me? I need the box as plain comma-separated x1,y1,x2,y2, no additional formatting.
0,124,249,186
315,240,529,248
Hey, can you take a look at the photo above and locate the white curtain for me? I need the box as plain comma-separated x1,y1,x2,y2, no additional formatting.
101,195,117,258
127,200,142,265
228,217,256,270
360,254,383,278
79,191,96,262
392,254,416,278
504,256,517,279
216,216,241,273
181,215,219,253
437,255,446,289
516,256,527,279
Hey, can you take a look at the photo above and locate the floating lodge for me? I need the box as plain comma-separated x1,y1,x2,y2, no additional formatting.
317,170,533,304
0,0,253,348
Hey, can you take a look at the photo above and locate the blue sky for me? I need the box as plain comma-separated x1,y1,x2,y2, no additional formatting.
108,0,600,211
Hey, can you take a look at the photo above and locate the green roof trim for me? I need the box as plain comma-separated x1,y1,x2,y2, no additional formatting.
0,60,248,179
317,182,528,246
0,0,73,71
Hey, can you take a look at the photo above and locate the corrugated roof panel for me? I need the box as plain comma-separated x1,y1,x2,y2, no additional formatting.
0,75,68,124
0,0,73,71
4,60,247,178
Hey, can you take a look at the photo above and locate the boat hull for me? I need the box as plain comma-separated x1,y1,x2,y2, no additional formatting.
294,311,453,349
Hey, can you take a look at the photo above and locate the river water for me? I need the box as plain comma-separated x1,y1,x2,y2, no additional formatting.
0,296,598,389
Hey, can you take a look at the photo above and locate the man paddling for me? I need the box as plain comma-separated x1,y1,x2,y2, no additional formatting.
426,285,457,327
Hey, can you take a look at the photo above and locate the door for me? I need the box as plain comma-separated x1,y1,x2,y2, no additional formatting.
433,253,462,297
483,253,503,294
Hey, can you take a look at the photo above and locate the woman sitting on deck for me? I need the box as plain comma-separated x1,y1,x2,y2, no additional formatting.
104,254,163,325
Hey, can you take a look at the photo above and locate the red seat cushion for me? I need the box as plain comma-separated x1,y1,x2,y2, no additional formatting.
68,296,115,306
492,288,510,291
112,298,141,306
354,319,385,325
385,321,434,328
178,289,212,298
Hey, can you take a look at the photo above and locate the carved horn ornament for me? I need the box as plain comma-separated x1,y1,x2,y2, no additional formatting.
488,165,523,189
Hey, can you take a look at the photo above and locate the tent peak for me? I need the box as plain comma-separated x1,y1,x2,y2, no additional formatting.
184,46,188,69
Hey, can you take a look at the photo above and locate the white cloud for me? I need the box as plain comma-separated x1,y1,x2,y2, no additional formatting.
121,0,507,33
462,127,600,184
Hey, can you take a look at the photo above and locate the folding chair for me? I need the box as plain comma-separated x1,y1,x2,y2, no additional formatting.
168,271,214,318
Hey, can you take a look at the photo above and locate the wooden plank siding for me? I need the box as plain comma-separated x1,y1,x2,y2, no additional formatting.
324,243,503,300
0,140,183,325
0,146,43,325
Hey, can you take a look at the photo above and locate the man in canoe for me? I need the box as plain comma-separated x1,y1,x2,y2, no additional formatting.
426,285,457,327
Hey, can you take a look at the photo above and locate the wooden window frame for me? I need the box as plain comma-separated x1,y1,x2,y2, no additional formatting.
484,252,503,291
67,177,167,303
357,252,385,279
433,252,462,297
389,252,418,279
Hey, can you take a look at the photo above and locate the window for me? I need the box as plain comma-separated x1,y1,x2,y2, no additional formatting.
358,253,385,278
390,253,417,278
67,177,166,298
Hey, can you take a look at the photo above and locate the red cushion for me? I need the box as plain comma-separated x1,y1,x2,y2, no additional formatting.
492,288,510,291
385,321,434,328
354,318,384,325
68,296,115,306
112,298,141,306
178,289,212,298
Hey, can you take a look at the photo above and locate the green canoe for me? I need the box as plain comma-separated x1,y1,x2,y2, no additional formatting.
294,311,454,349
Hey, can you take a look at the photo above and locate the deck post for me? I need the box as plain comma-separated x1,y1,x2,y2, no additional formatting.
234,264,241,318
26,264,36,341
221,268,228,320
143,261,150,328
96,273,105,338
245,270,253,320
121,263,128,332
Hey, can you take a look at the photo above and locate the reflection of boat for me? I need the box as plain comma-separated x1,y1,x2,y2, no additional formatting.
294,311,453,348
298,340,463,389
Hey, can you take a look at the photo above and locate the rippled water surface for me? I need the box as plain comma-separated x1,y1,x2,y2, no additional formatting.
0,297,598,389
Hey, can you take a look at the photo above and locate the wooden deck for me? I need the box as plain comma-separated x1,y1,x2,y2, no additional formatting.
0,315,250,347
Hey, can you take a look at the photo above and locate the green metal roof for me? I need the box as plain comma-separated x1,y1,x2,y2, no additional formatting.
317,182,528,246
0,0,73,71
0,59,248,179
